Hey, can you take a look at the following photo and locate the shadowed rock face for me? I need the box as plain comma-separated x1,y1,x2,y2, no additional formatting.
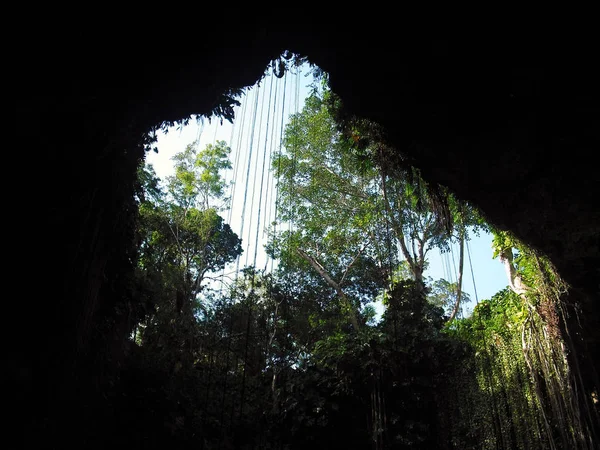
14,19,599,443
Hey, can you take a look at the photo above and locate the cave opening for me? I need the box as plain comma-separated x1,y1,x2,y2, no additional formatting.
13,28,599,449
120,53,598,449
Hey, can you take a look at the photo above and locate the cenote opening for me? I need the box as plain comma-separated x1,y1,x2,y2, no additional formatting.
15,29,600,450
121,55,598,449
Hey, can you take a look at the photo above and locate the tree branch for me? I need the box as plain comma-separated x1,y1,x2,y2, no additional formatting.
339,241,368,286
296,248,360,331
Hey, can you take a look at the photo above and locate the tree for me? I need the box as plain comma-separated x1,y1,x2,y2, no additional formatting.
270,86,482,329
134,141,242,365
270,88,387,331
147,140,239,294
427,278,471,319
168,140,232,212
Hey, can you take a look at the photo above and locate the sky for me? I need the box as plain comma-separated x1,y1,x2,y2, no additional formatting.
145,62,508,318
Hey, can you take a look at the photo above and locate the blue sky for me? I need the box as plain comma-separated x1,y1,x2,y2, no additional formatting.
146,63,508,317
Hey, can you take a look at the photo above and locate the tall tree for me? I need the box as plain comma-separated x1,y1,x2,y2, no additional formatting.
134,141,242,366
270,86,481,327
270,88,388,331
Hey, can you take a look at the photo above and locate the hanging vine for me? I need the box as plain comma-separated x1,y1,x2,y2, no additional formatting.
442,230,596,449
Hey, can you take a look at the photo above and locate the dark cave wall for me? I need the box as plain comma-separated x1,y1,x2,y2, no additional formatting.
14,24,291,445
14,21,599,443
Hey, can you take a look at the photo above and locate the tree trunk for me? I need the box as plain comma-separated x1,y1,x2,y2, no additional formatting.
448,230,465,322
381,174,423,284
500,249,531,297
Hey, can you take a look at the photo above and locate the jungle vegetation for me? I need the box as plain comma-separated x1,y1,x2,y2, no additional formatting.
120,75,598,449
